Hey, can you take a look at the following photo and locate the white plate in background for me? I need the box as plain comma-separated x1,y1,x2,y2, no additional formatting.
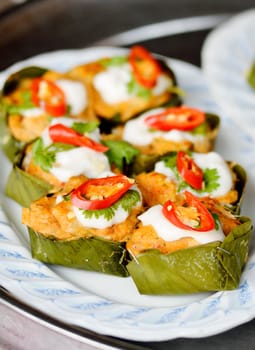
202,9,255,139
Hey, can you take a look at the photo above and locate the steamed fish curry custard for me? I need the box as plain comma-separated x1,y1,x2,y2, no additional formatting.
136,151,241,208
122,106,219,154
127,190,240,256
22,175,143,276
5,116,112,207
0,66,96,161
69,45,181,122
0,46,252,295
127,191,251,294
23,117,110,189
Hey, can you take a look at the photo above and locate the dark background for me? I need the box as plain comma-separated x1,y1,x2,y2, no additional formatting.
1,0,255,349
1,0,255,70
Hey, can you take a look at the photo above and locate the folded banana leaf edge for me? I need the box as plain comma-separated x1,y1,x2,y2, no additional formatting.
28,228,130,277
127,216,253,295
5,144,52,208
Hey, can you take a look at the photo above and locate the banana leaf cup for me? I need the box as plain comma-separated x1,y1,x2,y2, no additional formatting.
68,46,182,125
127,216,252,294
0,66,48,161
0,66,97,162
22,175,143,277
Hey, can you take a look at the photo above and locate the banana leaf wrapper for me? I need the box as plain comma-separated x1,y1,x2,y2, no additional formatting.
230,162,247,215
28,228,130,277
5,164,52,208
127,217,252,295
0,66,48,162
5,141,52,207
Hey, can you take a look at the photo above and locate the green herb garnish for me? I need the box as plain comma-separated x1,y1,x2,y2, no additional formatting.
4,91,35,114
200,168,220,193
81,190,140,221
127,77,151,99
72,121,99,134
100,56,128,67
104,140,140,171
32,138,75,172
162,154,220,194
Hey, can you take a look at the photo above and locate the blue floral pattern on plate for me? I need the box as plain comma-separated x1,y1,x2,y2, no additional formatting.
0,47,254,342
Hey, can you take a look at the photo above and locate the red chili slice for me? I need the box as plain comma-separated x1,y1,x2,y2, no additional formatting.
144,106,205,131
163,191,215,231
177,151,203,190
128,45,162,88
31,78,67,116
71,175,134,210
48,123,108,152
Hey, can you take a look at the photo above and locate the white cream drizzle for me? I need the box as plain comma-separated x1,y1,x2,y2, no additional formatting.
138,205,225,244
122,108,205,146
55,79,87,114
154,152,233,197
93,63,172,104
73,186,142,229
21,79,87,118
34,117,110,181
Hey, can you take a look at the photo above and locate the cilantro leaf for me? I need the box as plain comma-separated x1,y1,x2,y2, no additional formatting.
104,140,140,171
162,154,177,171
162,154,220,194
119,189,141,212
32,138,56,172
100,56,128,67
81,190,141,221
31,139,75,172
4,91,36,115
82,206,116,221
127,77,151,99
212,212,220,230
201,168,220,193
72,121,99,135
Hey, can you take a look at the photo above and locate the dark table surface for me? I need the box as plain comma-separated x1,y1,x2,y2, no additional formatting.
1,0,255,349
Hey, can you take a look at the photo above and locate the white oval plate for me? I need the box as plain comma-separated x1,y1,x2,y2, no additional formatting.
201,9,255,139
0,47,255,342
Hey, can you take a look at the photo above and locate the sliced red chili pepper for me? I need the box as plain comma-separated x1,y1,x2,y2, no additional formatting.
144,106,205,131
31,78,67,116
49,123,108,152
177,151,203,190
128,45,162,88
163,191,215,231
71,175,134,210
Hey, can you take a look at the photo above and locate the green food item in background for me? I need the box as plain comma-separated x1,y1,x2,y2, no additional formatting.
247,61,255,89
